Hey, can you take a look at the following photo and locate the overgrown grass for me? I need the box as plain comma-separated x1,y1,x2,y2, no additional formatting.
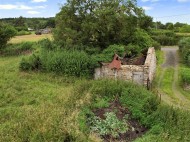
178,65,190,100
179,65,190,85
178,46,190,100
0,56,92,142
161,68,175,96
152,50,164,89
1,42,35,56
1,54,190,142
78,79,190,142
20,49,96,78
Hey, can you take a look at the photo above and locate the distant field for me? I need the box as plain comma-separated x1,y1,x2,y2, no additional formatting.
10,33,53,43
176,33,190,36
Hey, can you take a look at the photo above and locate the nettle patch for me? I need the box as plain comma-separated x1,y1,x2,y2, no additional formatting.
78,80,157,142
87,99,147,141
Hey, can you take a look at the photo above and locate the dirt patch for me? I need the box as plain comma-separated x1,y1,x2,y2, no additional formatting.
92,99,147,142
184,84,190,91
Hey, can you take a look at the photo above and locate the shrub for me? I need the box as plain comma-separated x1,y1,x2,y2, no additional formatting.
19,54,41,71
0,23,17,49
20,49,95,78
150,30,178,46
179,25,190,33
178,37,190,64
180,67,190,85
178,37,190,51
90,43,147,65
131,29,154,50
101,44,125,60
152,41,161,50
90,44,126,65
38,38,58,50
2,42,34,56
125,43,141,56
40,49,94,77
16,30,31,36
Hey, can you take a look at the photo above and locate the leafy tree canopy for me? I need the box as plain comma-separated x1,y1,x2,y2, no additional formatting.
0,23,17,49
54,0,152,49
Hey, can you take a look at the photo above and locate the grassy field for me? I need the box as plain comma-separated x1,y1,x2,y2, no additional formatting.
9,33,53,44
1,51,190,141
1,42,190,141
0,56,93,141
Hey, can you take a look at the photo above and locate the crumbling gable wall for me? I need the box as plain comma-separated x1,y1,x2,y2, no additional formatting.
94,47,156,87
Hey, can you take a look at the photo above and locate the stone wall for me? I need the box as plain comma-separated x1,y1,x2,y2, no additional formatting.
94,47,156,87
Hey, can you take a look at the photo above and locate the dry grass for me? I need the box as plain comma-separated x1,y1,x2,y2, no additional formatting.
176,33,190,36
9,33,53,43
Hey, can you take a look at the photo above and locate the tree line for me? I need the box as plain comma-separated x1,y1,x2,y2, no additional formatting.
0,16,55,31
154,21,190,32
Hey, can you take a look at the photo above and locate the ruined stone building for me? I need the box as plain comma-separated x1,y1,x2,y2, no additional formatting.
94,47,156,89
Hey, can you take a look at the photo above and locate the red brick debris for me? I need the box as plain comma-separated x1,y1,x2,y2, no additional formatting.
108,54,122,70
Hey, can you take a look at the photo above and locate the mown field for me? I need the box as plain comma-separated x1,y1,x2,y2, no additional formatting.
9,33,52,44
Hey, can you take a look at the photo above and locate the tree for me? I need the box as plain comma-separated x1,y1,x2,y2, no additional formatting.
54,0,149,49
14,16,25,27
45,18,55,28
0,23,17,49
138,15,153,30
179,25,190,33
155,21,166,29
165,22,174,30
174,22,186,28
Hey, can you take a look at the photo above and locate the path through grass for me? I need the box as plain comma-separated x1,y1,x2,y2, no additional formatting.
156,47,190,110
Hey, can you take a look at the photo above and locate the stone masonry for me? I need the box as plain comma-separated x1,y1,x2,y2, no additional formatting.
94,47,156,88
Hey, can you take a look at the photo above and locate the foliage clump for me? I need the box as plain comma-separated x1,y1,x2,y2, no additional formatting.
54,0,153,50
89,112,128,138
0,22,17,49
180,67,190,86
150,29,178,46
19,39,95,78
2,42,34,56
78,79,190,142
179,37,190,65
